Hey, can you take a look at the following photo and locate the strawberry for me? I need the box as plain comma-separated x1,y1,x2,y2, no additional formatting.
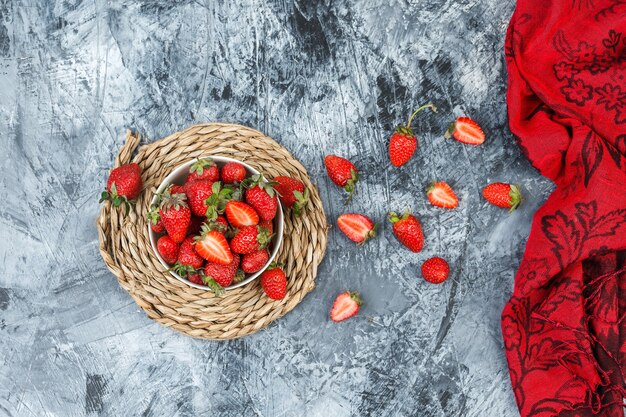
388,211,424,253
482,183,522,211
259,219,273,235
148,206,165,233
188,215,205,236
426,182,458,209
187,158,219,183
176,236,204,269
100,163,142,214
389,103,436,167
244,175,278,221
215,215,229,231
241,249,269,273
330,292,362,322
203,253,242,291
185,180,214,217
159,192,191,243
204,182,239,221
324,155,358,203
221,161,247,184
260,265,287,300
194,225,233,265
445,117,485,145
187,271,205,286
230,225,272,254
273,176,309,216
170,184,186,195
337,213,377,244
156,235,179,265
421,257,450,284
225,200,259,228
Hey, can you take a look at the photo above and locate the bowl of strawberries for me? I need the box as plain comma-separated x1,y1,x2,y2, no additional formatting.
147,156,286,294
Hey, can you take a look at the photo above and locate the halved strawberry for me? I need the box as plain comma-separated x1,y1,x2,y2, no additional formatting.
337,213,377,244
225,200,259,228
194,226,233,265
445,117,485,145
330,292,362,322
426,182,458,209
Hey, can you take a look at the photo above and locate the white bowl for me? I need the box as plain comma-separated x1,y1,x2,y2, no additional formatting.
148,156,284,290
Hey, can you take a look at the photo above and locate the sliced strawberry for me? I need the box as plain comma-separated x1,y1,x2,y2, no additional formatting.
445,117,485,145
426,182,458,209
225,200,259,228
330,292,362,322
337,213,377,244
194,228,233,265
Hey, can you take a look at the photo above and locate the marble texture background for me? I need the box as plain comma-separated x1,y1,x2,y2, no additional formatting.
0,0,554,416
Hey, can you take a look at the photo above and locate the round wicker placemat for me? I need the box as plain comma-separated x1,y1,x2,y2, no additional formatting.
97,124,329,340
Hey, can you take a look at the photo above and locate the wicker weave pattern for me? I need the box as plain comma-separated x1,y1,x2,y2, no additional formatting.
97,124,329,339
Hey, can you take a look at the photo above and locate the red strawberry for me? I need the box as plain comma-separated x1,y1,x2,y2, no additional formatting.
187,158,219,183
159,192,191,243
426,182,458,209
421,257,450,284
221,161,247,184
203,253,242,290
194,226,233,265
188,215,205,235
337,213,377,244
187,272,205,286
148,206,165,233
259,219,273,235
445,117,485,145
324,155,358,203
100,163,142,213
260,265,287,300
273,176,309,216
225,200,259,228
176,236,204,269
244,175,278,221
156,235,179,264
215,215,229,231
482,183,522,211
241,249,269,274
185,180,214,217
388,211,424,253
170,184,186,195
330,292,362,322
389,103,436,167
230,225,272,254
203,182,239,221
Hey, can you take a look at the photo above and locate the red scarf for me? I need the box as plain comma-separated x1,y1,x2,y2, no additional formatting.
504,1,626,416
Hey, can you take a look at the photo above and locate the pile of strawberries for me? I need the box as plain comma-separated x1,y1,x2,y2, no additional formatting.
102,158,310,300
324,108,523,322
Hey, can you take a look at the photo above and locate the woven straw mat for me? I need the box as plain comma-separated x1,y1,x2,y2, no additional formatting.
97,123,329,340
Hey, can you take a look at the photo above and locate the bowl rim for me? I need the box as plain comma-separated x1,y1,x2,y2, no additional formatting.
148,155,284,290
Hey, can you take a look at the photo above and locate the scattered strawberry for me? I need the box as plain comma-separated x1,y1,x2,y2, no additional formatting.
100,163,142,214
421,257,450,284
259,219,273,235
159,192,191,243
194,225,233,265
482,183,522,212
330,292,362,322
324,155,359,203
176,236,204,269
241,249,270,274
389,103,436,167
388,211,424,253
203,253,242,291
221,161,247,184
244,175,278,221
225,200,259,228
337,213,377,244
230,225,272,254
187,158,219,183
445,116,485,145
185,180,215,217
426,182,458,209
260,265,287,300
273,176,309,216
148,206,165,233
157,235,179,264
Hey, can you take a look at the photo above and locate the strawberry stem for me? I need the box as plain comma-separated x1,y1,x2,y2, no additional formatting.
406,103,437,129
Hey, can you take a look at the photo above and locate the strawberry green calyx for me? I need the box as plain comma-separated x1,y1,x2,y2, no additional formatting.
202,275,225,296
343,169,359,204
100,183,132,215
349,292,363,306
405,103,437,130
170,262,196,277
233,269,245,284
256,226,274,250
244,174,279,197
160,191,188,212
292,188,310,217
267,262,285,270
387,211,411,224
508,184,523,212
204,182,237,220
189,158,215,175
147,206,161,225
